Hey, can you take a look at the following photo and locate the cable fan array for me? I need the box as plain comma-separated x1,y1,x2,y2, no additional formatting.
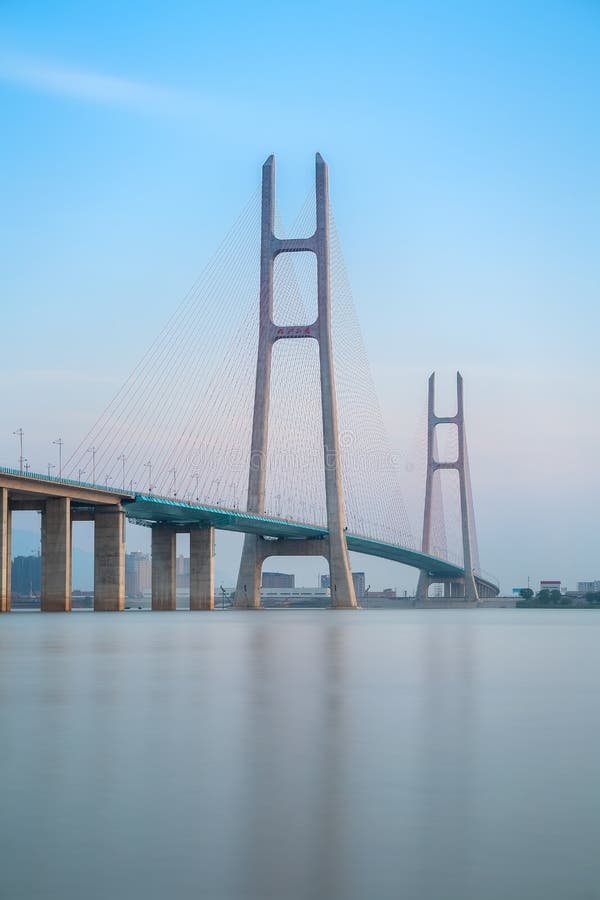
65,183,481,558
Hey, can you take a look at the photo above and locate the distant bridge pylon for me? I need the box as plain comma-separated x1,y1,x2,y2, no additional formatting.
416,372,482,603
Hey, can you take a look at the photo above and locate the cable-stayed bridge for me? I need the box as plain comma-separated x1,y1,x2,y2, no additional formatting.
0,154,499,612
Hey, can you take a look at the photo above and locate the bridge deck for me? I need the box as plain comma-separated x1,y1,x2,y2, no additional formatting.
0,469,498,593
124,494,475,583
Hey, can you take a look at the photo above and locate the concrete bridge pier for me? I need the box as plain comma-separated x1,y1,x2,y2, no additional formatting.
0,487,11,612
151,526,177,610
94,506,125,611
41,497,72,612
190,527,214,610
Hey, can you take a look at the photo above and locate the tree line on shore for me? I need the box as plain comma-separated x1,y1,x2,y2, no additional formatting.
517,588,600,607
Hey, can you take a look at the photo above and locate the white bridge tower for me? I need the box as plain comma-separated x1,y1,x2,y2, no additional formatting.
235,154,357,609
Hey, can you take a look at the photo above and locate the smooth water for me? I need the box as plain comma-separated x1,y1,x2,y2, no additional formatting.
1,610,599,900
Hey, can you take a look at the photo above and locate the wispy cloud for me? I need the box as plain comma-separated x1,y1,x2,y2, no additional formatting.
0,51,206,116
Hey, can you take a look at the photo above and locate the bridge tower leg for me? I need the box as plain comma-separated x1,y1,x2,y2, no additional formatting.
416,372,479,603
235,154,356,609
0,487,11,612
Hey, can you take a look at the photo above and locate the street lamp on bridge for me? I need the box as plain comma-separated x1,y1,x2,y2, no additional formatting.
117,454,126,490
53,438,63,478
145,461,153,493
13,428,24,473
88,446,97,484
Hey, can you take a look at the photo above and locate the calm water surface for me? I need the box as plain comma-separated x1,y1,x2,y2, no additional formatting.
1,609,599,900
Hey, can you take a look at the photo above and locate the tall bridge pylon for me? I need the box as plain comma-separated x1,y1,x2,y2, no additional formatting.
235,154,357,608
416,372,480,603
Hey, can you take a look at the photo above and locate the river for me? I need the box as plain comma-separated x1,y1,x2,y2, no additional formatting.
1,609,599,899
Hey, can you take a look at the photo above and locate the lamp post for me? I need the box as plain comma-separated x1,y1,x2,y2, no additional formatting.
13,428,24,473
118,454,126,490
53,438,64,478
88,446,97,484
144,461,153,493
170,468,177,497
78,469,85,484
47,463,56,478
23,459,30,474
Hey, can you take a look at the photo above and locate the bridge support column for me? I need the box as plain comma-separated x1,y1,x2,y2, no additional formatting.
0,487,11,612
41,497,72,612
190,527,214,610
152,527,176,610
94,506,125,611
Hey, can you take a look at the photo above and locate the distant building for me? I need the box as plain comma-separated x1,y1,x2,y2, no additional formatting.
366,588,397,599
262,571,295,588
11,554,41,595
322,572,366,596
352,571,366,597
577,581,600,594
540,580,561,594
261,587,330,606
176,554,190,589
125,551,151,597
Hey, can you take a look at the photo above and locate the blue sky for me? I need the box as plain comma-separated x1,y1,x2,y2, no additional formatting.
1,1,599,591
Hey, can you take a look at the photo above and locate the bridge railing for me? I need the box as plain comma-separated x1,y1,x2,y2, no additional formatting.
0,465,132,497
